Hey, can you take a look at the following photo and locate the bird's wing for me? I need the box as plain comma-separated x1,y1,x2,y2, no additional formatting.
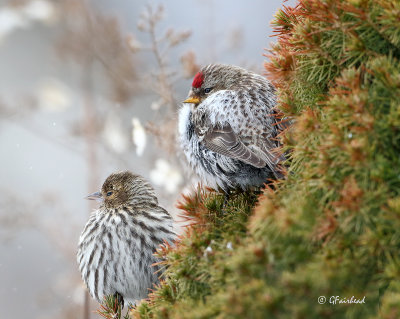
198,123,267,168
194,89,284,174
257,136,285,178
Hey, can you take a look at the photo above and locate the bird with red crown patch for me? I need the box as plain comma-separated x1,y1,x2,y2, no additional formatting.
178,63,287,193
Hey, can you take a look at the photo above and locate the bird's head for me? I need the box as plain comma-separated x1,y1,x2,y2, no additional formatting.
183,64,244,107
86,171,158,209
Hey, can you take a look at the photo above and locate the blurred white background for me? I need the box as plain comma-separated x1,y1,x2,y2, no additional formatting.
0,0,292,318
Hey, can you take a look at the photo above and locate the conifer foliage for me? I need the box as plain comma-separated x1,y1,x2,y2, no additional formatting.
131,0,400,318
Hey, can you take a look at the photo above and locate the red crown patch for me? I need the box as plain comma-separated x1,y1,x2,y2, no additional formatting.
192,72,204,88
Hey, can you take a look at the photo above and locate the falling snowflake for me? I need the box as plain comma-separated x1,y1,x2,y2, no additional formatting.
0,7,28,41
103,114,129,154
22,0,56,24
203,246,213,257
131,117,147,156
127,34,142,52
149,159,182,194
0,0,56,42
37,78,71,112
150,99,162,110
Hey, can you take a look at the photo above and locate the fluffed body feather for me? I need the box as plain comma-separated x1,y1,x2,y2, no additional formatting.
179,64,285,192
77,172,175,306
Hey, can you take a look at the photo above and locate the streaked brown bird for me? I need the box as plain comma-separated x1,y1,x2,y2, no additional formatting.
179,63,286,192
77,171,175,307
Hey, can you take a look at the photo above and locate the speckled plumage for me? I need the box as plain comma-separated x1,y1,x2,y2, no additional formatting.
179,64,285,192
77,171,175,306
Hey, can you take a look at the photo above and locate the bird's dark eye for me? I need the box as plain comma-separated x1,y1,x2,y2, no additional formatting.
106,191,113,197
204,88,212,94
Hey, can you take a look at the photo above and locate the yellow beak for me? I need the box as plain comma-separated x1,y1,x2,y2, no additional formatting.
183,97,200,104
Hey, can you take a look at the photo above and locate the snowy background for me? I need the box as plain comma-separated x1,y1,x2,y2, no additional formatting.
0,0,292,318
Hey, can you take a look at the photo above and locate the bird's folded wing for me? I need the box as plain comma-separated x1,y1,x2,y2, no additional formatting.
200,123,267,168
258,137,285,178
